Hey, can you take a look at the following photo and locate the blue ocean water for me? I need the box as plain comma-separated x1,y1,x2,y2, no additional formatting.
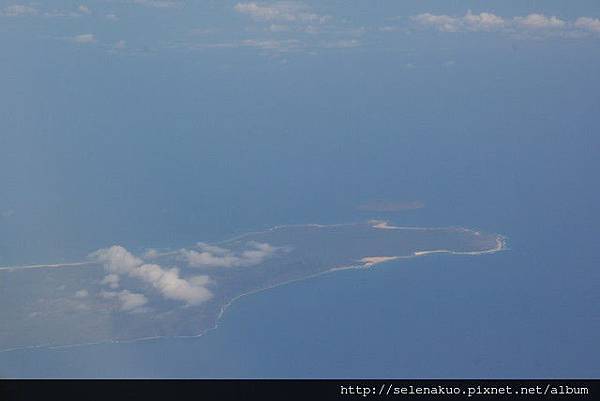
2,149,598,377
1,39,599,378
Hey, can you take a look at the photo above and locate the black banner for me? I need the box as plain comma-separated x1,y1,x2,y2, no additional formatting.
1,380,599,401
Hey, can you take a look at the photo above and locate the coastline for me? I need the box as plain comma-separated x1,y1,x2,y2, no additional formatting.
0,221,507,355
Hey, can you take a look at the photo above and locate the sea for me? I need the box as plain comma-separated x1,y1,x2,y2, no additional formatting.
1,41,599,378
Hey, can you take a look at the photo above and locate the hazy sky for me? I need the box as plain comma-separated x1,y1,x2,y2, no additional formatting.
2,0,600,261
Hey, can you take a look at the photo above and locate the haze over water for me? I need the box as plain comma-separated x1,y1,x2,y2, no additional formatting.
1,0,599,377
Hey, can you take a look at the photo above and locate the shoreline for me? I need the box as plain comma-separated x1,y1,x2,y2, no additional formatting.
0,226,507,355
0,221,505,271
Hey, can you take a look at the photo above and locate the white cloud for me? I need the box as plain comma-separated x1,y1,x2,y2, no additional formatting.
180,241,280,268
189,275,212,286
178,249,238,268
1,4,38,16
78,5,91,15
106,13,118,21
133,264,212,305
101,273,120,289
102,290,148,312
239,242,278,263
118,291,147,311
182,3,363,54
412,11,505,32
463,11,505,31
514,14,565,29
191,38,319,52
240,38,297,50
73,33,96,44
75,289,89,298
410,11,600,38
575,17,600,33
197,242,231,256
412,13,460,32
234,2,329,24
90,245,213,306
142,248,161,259
91,245,142,274
132,0,181,8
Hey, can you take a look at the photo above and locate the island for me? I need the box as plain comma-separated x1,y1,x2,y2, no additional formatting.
0,220,506,352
